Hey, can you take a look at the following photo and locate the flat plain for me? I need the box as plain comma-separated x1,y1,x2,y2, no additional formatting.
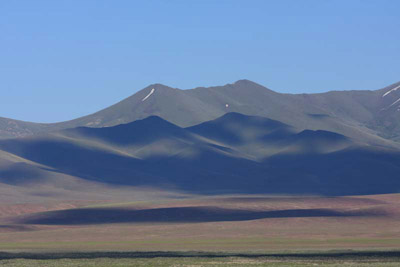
0,193,399,266
1,251,400,266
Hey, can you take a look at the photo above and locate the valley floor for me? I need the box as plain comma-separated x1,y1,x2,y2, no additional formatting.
0,194,400,265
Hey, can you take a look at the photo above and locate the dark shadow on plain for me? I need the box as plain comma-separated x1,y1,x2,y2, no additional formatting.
18,206,385,225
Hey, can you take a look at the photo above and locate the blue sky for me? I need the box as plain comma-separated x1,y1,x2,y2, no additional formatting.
1,0,399,122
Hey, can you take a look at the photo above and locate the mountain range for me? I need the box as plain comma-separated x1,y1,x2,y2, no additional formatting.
2,80,400,145
1,80,400,199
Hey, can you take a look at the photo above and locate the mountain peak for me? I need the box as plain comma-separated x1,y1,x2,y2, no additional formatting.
141,83,177,92
233,79,256,85
230,79,275,93
231,79,264,87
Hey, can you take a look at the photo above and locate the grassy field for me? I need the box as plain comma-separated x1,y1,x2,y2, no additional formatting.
0,251,400,266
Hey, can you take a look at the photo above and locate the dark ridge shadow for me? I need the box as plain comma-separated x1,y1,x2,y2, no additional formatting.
63,116,191,146
292,129,349,143
307,113,331,119
18,206,385,225
0,250,399,260
187,112,293,145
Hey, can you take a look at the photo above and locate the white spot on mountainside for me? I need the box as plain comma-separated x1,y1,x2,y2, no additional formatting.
142,88,155,101
86,118,102,126
225,104,229,108
382,85,400,97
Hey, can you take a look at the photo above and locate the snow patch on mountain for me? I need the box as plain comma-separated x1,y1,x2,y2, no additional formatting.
383,85,400,97
388,97,400,108
142,88,155,101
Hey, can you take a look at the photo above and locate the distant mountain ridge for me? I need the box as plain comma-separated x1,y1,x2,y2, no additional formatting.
1,80,400,148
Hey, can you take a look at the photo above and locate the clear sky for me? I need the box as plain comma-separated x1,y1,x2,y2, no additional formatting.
1,0,399,123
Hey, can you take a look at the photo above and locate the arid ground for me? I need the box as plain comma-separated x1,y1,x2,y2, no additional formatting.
0,193,400,265
0,193,399,252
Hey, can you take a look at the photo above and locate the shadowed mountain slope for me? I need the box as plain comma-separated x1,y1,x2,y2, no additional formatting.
60,115,243,159
187,112,353,159
53,83,221,130
187,112,294,145
1,113,400,196
0,148,171,204
64,116,188,145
